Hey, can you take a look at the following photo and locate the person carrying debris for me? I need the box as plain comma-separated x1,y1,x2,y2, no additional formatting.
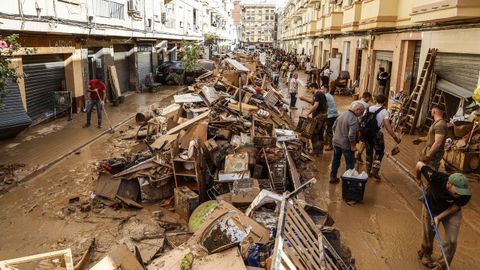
356,92,373,163
413,104,447,170
83,79,106,129
361,94,401,180
376,67,390,95
329,101,365,184
289,73,299,109
301,83,328,155
415,161,471,270
321,85,338,151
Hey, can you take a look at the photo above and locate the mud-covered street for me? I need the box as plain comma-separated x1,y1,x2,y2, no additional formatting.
1,74,479,269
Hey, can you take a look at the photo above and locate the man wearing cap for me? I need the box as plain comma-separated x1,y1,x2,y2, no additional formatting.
414,104,447,170
415,161,471,270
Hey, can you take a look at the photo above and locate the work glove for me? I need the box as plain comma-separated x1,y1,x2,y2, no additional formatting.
413,138,422,145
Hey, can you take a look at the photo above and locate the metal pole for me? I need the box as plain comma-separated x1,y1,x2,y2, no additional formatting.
420,187,451,270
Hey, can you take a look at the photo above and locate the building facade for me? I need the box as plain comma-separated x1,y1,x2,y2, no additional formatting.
201,0,236,53
280,0,480,126
0,0,235,137
240,3,276,48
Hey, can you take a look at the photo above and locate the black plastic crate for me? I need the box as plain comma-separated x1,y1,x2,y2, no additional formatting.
341,176,368,202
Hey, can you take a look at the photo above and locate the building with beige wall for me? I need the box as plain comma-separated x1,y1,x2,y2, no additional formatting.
240,3,277,48
0,0,236,137
280,0,480,127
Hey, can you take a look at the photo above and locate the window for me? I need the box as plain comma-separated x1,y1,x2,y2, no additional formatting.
265,15,269,20
96,0,125,19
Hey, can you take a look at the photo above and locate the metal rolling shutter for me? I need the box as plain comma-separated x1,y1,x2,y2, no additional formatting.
138,52,152,84
0,81,32,139
376,50,393,62
434,52,480,92
137,46,153,85
23,55,65,121
114,46,131,93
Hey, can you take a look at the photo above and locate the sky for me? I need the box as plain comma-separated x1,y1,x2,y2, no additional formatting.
241,0,288,9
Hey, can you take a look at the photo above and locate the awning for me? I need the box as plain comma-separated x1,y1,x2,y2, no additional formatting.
436,79,472,99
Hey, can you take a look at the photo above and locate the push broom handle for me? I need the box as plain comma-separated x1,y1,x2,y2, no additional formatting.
420,186,451,270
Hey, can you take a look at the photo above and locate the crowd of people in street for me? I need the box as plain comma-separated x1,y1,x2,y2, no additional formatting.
263,48,472,270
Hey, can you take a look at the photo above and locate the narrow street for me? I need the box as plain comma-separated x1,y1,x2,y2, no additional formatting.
1,72,479,269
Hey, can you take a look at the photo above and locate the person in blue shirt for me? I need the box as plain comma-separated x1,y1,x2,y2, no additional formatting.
320,85,339,151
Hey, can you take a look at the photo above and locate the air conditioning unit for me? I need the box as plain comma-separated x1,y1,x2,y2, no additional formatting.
128,0,138,11
357,38,368,49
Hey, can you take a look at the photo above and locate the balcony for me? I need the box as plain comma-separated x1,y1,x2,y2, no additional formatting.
323,12,343,35
410,0,480,23
306,21,318,37
342,1,362,32
358,0,398,30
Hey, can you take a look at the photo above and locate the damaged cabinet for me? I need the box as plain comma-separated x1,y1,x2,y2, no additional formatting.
171,140,207,202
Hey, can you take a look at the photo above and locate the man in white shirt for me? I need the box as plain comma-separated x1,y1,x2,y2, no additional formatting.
363,94,401,180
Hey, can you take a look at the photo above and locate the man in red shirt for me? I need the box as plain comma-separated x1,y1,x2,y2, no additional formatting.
83,79,106,128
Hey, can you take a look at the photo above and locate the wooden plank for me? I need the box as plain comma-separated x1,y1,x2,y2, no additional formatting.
283,246,308,270
108,65,122,98
293,203,321,235
166,110,210,135
285,212,323,266
283,225,320,269
0,249,74,270
227,102,258,113
225,59,250,72
285,211,323,264
284,143,304,200
271,196,288,270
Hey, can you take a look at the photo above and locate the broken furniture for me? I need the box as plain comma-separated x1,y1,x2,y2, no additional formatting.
252,118,277,147
271,182,354,270
174,186,200,222
171,140,207,202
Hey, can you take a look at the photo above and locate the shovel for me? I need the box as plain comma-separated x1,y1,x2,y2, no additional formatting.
390,134,404,156
94,89,114,134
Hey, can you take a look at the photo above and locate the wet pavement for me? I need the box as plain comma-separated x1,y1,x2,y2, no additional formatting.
0,76,479,269
0,87,180,191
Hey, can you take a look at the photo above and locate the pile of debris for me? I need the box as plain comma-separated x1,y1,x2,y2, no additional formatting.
0,57,355,270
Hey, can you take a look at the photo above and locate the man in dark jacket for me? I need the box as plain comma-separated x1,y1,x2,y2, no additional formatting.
329,101,365,184
376,67,390,95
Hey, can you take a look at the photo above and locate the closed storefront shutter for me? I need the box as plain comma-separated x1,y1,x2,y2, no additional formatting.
375,50,393,62
137,45,152,85
23,55,65,121
434,52,480,92
0,81,32,139
114,45,131,93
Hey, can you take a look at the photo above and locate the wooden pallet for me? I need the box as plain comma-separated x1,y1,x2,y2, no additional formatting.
400,48,438,134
